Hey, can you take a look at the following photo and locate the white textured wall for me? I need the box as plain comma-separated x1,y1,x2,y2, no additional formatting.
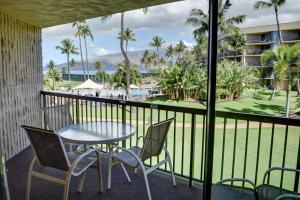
0,12,43,160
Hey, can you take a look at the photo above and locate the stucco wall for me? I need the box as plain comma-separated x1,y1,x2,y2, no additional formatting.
0,12,42,160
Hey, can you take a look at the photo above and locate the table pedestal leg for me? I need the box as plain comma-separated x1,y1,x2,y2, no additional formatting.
107,145,113,190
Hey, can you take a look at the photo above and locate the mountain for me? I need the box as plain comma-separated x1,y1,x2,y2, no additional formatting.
44,49,166,75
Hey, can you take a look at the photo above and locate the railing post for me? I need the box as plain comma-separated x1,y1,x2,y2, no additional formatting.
75,99,80,124
204,0,218,199
42,94,47,129
121,101,126,147
294,136,300,192
189,114,196,187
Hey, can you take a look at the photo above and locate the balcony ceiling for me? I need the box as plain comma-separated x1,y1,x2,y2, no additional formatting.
0,0,180,28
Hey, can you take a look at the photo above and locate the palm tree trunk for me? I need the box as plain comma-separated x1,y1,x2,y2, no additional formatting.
84,36,90,80
157,47,159,68
286,84,291,117
67,53,71,86
275,9,283,44
120,12,131,98
297,72,300,95
126,41,128,55
78,35,87,81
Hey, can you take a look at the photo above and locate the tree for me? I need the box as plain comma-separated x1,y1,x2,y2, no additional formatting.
94,60,103,73
191,34,208,67
261,44,300,116
226,32,247,61
111,62,141,90
72,21,87,81
55,38,78,85
80,21,94,79
46,60,62,90
149,36,165,68
61,67,67,74
254,0,286,43
96,71,109,87
186,0,246,38
119,27,136,54
175,41,187,60
165,45,175,63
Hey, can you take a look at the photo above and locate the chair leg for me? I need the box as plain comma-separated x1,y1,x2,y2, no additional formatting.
63,173,72,200
96,152,103,192
108,153,112,189
25,170,33,200
120,163,131,183
167,158,176,186
77,171,86,193
142,168,152,200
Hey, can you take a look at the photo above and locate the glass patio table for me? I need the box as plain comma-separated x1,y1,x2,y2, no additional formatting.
57,121,135,189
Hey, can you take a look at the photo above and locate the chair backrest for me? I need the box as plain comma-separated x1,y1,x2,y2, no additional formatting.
22,125,70,171
43,104,73,131
140,118,174,161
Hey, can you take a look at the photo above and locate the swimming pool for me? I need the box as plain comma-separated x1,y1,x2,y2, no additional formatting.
73,88,151,97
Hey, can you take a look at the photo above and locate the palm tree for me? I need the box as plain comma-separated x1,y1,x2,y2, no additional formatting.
94,60,103,73
141,50,150,68
186,0,246,38
119,28,136,54
254,0,286,43
261,44,300,116
149,36,165,68
226,32,247,61
72,21,87,81
101,8,148,98
165,45,175,63
175,41,187,60
46,60,62,90
55,39,79,84
80,21,94,79
192,34,208,67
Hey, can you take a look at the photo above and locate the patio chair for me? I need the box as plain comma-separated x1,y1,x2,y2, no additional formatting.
211,178,257,200
22,125,103,200
110,118,176,200
257,167,300,200
42,104,81,152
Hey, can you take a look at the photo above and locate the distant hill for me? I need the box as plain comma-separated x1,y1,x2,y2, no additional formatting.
43,49,166,75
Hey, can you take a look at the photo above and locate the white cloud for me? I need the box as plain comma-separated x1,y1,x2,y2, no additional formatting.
95,48,111,56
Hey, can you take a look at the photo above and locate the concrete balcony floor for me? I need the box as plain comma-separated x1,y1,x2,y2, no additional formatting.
7,147,202,200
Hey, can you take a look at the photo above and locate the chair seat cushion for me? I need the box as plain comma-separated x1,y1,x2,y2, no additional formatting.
67,153,96,175
113,146,142,168
212,184,257,200
258,184,298,200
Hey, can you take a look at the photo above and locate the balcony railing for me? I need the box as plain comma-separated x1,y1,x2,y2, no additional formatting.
283,35,300,41
41,91,300,191
247,38,273,44
247,61,262,66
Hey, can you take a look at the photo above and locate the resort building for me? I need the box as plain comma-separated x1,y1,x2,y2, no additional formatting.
220,21,300,66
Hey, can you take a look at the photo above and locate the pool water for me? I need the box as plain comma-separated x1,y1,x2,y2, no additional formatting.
74,88,151,97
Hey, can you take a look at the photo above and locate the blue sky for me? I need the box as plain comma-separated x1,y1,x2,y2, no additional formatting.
42,0,300,66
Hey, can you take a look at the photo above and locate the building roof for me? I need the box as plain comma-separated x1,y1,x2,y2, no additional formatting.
0,0,180,28
241,21,300,34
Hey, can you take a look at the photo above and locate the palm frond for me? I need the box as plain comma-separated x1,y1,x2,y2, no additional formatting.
254,1,272,9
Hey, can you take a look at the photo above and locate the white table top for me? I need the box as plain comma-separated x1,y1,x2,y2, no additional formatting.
57,121,135,144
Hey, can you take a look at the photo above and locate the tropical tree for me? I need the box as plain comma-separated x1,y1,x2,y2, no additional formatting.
175,41,187,60
94,60,103,73
149,36,165,68
46,60,63,90
186,0,246,38
55,38,79,85
72,21,87,81
192,34,208,67
101,8,148,97
254,0,286,43
141,50,156,69
118,27,136,54
226,32,247,61
61,66,67,74
165,45,175,63
96,71,109,87
111,62,141,90
261,44,300,116
80,21,94,79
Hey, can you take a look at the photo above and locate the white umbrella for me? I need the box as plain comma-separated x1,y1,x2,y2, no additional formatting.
129,84,139,89
73,79,104,90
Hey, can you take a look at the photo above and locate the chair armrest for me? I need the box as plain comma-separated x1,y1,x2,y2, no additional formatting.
215,178,256,190
262,167,300,184
70,149,97,172
275,194,300,200
112,145,144,167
